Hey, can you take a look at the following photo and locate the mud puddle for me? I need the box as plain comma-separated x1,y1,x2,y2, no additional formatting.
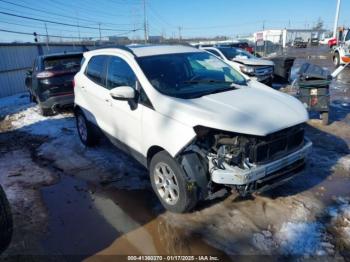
41,174,227,260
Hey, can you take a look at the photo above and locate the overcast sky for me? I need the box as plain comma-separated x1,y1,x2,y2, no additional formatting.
0,0,348,42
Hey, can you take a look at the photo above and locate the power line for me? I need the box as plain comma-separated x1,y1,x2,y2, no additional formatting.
0,18,100,34
0,0,102,25
0,27,142,39
0,11,136,31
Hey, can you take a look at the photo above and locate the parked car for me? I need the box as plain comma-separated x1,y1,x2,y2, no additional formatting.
328,38,337,49
220,41,254,54
310,37,319,46
25,52,83,116
292,37,307,48
0,185,13,254
333,28,350,67
74,45,312,213
201,46,274,86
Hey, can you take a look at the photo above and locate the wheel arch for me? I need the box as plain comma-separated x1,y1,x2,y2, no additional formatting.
146,145,166,168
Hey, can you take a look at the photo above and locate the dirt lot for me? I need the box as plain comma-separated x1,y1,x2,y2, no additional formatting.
0,46,350,261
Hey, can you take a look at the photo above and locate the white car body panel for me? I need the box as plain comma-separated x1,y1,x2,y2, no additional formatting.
75,45,308,160
153,80,308,137
232,57,274,66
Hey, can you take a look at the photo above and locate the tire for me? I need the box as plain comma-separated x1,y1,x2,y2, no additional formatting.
0,186,13,254
39,106,53,116
333,52,340,68
149,151,198,213
321,112,329,125
75,109,98,147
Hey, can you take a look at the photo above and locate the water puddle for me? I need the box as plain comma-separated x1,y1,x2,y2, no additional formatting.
41,175,228,259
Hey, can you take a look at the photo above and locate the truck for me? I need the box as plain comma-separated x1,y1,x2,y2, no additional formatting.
333,28,350,67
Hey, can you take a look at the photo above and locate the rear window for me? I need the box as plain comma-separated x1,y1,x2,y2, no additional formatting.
44,55,82,71
85,55,108,86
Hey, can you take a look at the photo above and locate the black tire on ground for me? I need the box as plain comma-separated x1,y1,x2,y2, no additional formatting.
333,52,340,68
149,151,198,213
0,186,13,254
75,109,98,147
321,112,329,125
39,106,53,116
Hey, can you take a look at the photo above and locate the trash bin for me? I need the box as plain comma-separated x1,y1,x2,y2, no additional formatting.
269,56,295,81
296,63,331,125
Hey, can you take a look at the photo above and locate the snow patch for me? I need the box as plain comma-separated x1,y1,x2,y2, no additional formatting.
10,105,74,137
276,222,327,255
253,222,332,256
338,156,350,172
327,198,350,248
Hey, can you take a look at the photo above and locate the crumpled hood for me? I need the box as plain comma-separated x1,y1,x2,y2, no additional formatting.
156,83,308,136
233,57,274,67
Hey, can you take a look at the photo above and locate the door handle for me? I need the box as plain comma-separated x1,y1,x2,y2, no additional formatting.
105,99,110,102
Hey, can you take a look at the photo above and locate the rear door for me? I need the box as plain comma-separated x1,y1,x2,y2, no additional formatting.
82,55,111,131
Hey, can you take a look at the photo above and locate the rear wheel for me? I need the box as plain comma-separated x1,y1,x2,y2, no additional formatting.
150,151,198,213
75,109,97,146
333,52,340,68
0,186,13,254
39,106,53,116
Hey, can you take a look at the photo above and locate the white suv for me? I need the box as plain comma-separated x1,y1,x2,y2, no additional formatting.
74,45,312,213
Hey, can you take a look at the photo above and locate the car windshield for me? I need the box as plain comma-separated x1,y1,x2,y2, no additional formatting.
44,55,82,71
218,47,254,60
137,52,247,99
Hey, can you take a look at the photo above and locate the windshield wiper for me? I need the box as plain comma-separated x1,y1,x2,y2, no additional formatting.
183,79,233,84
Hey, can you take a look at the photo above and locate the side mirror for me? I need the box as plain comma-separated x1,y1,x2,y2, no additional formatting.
26,69,32,76
110,86,135,100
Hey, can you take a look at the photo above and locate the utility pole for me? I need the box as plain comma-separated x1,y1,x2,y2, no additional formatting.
333,0,341,38
76,11,81,44
143,0,148,43
44,23,49,50
262,20,265,31
178,26,182,42
98,23,102,42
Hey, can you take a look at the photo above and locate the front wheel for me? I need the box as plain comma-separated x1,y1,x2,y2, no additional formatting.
149,151,198,213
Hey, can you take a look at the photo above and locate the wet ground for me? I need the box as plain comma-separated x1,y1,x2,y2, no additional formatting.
0,46,350,261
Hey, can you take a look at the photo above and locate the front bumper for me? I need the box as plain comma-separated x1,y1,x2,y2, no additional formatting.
210,139,312,186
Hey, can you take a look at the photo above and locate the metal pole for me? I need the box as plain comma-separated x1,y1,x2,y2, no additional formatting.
44,23,49,50
333,0,341,38
143,0,148,43
98,23,102,42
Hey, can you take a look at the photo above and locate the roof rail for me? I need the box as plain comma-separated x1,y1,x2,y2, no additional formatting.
90,45,136,56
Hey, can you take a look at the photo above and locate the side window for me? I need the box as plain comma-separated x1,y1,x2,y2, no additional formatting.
85,55,107,86
106,56,136,90
345,31,350,42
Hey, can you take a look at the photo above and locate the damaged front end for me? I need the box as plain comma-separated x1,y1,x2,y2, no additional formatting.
178,125,312,198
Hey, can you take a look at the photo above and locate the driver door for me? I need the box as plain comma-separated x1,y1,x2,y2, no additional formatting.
105,55,143,154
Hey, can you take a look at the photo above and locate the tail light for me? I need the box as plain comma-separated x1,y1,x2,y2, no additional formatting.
72,79,75,88
36,71,55,78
